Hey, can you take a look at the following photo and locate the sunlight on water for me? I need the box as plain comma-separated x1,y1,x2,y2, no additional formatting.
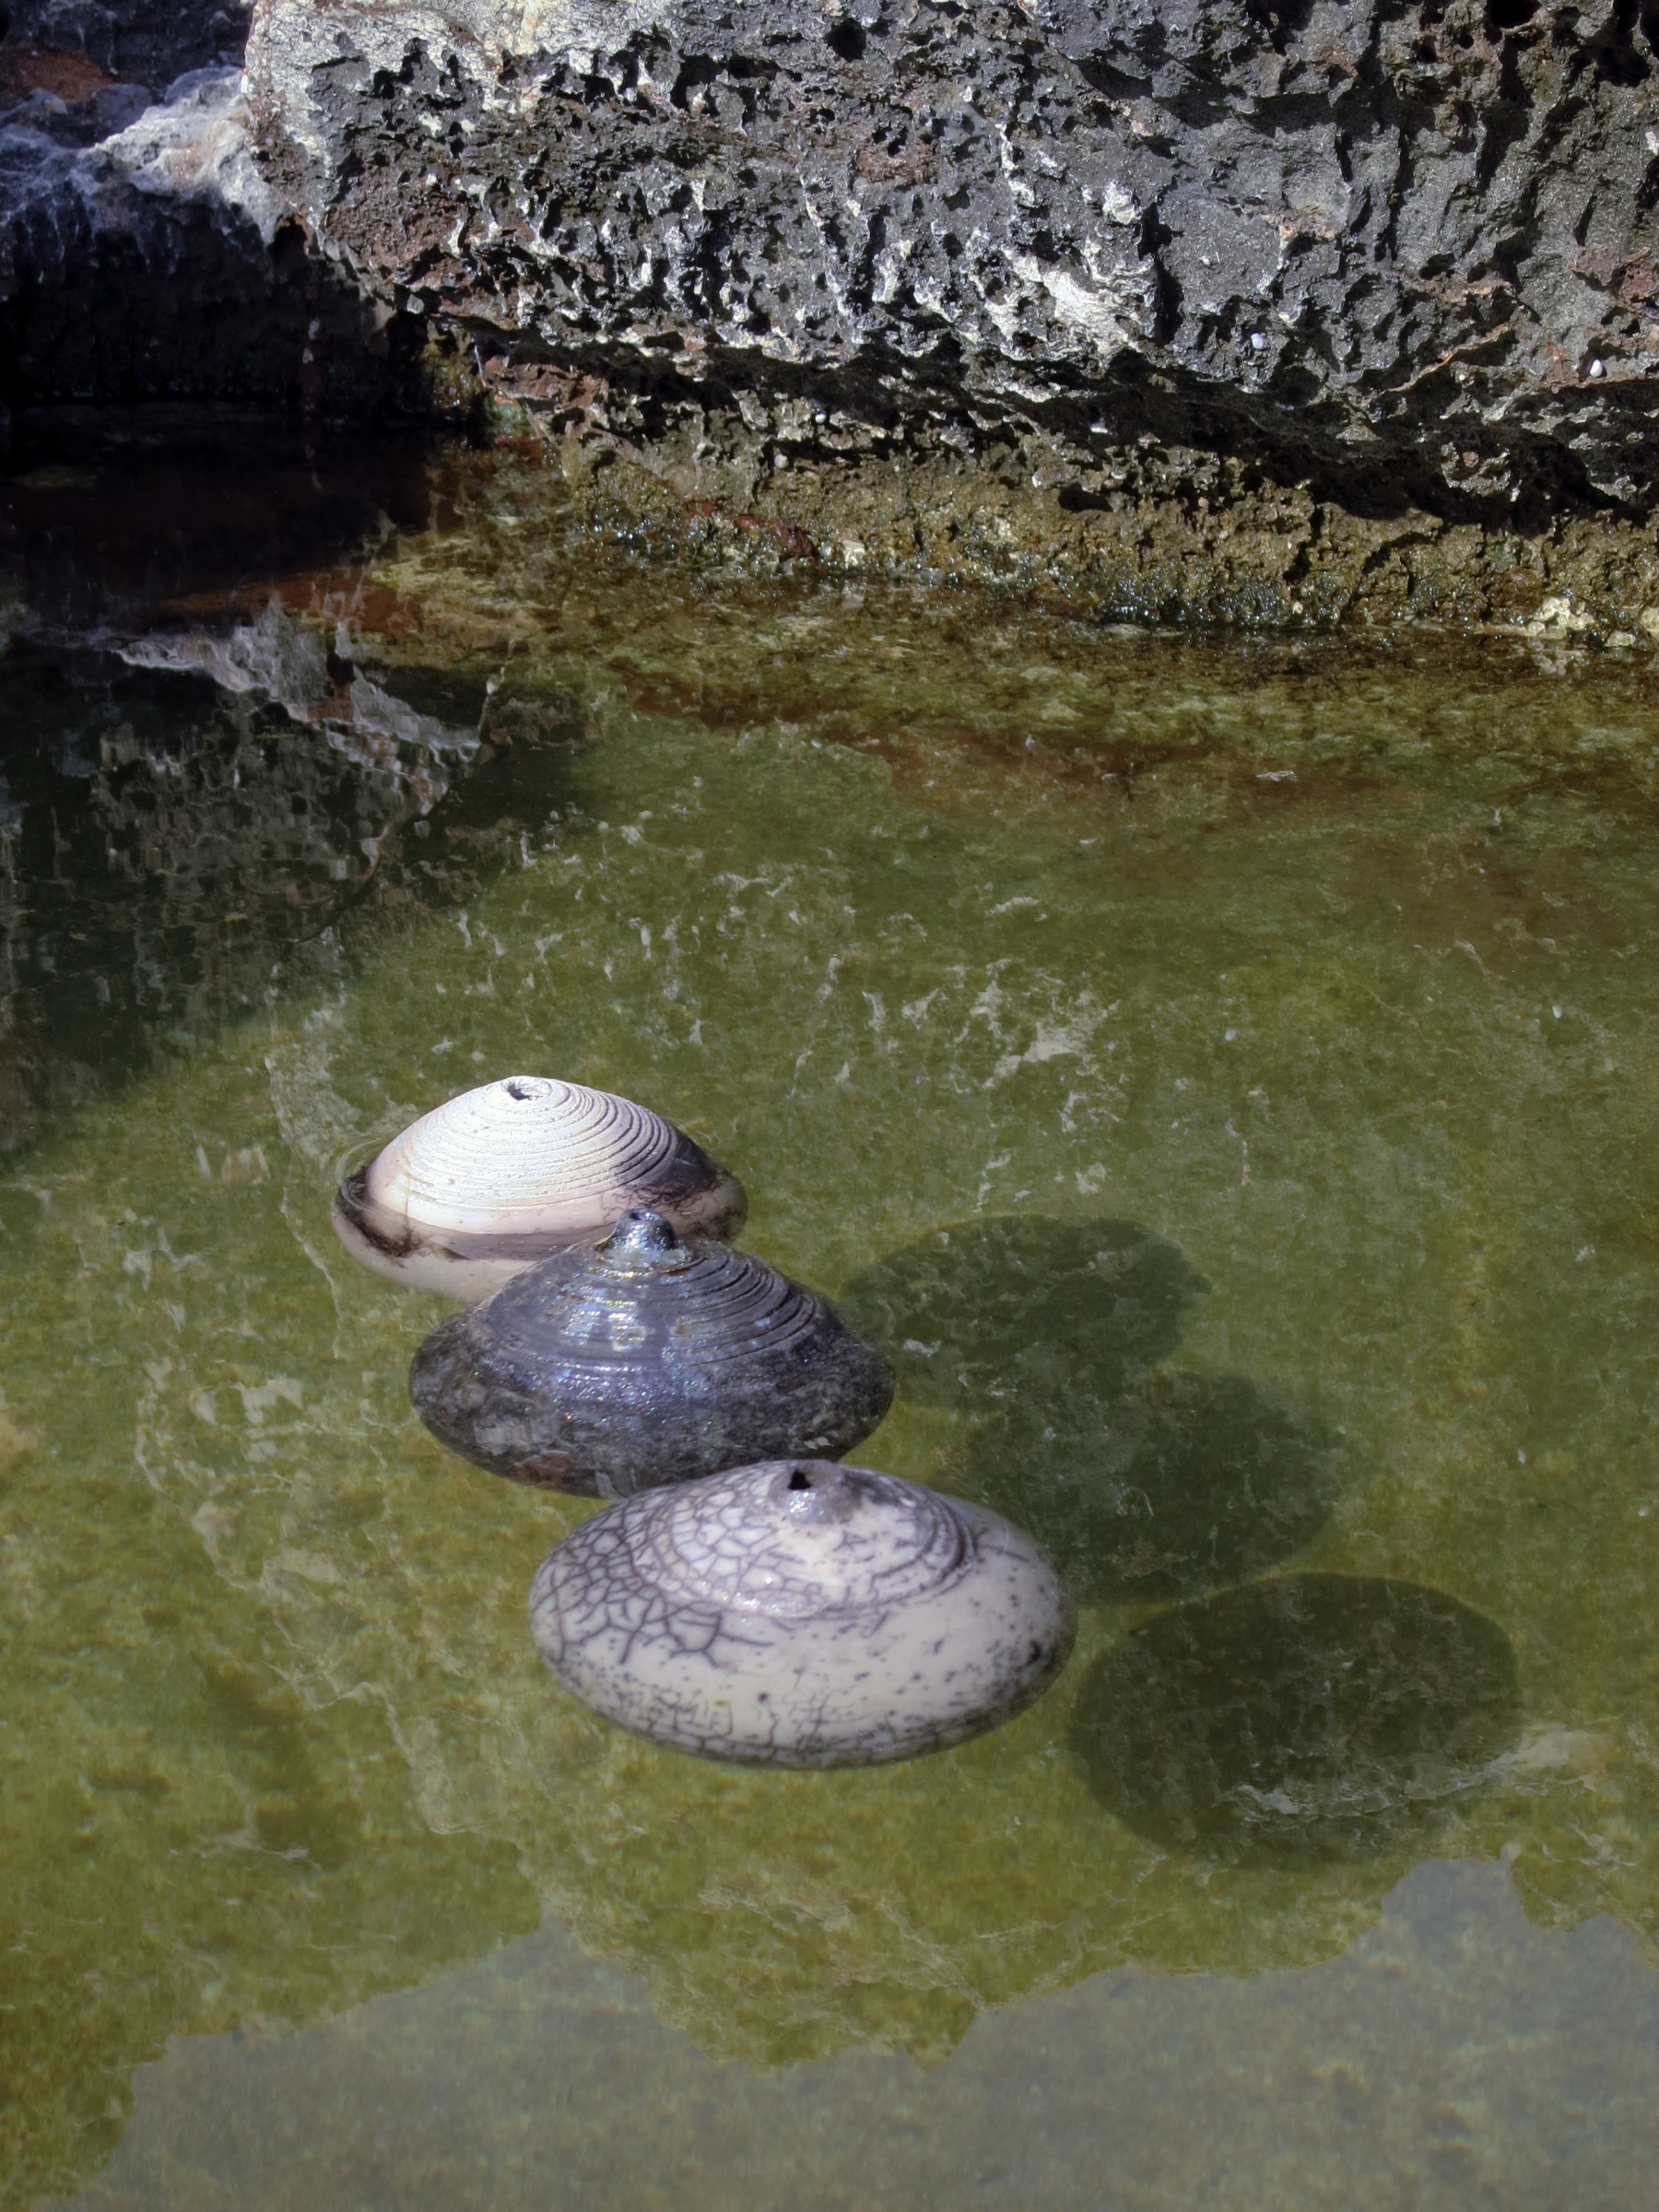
6,434,1659,2202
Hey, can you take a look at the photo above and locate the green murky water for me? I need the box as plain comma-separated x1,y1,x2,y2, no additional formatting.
6,425,1659,2205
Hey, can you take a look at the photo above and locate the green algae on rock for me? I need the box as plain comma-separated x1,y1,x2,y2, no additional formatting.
532,428,1659,645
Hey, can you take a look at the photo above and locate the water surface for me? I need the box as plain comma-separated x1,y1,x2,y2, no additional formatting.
5,425,1659,2205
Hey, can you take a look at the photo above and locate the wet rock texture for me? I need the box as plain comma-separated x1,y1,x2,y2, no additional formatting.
247,0,1659,530
0,0,424,413
0,594,485,1149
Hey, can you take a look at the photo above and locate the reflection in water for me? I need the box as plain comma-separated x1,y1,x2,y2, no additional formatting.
0,424,498,1151
958,1371,1344,1604
0,606,530,1147
55,1860,1659,2212
1071,1576,1523,1867
839,1216,1208,1413
0,648,458,1102
1,413,432,628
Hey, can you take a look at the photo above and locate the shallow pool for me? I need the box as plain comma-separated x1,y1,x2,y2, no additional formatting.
6,422,1659,2206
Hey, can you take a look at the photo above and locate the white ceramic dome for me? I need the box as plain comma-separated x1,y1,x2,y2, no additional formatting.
528,1459,1075,1767
330,1076,746,1297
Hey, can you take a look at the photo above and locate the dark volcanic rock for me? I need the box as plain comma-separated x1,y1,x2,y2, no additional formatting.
247,0,1659,519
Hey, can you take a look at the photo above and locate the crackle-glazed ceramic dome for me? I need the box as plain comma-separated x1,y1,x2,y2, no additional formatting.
528,1458,1075,1767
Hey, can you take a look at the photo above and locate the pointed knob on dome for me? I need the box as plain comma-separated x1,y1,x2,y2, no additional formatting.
597,1208,688,1268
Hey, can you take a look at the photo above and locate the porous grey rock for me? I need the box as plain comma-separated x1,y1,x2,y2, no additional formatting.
527,1457,1076,1765
246,0,1659,518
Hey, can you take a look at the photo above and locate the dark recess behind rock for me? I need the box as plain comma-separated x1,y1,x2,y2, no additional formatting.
5,0,251,89
0,0,444,421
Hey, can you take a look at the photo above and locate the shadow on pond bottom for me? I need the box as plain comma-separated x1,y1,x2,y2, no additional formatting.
1071,1574,1524,1868
843,1215,1347,1604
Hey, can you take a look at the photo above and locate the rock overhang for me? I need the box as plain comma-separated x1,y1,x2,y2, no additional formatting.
241,0,1659,512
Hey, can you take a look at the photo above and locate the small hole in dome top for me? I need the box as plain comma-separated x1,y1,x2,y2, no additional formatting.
504,1079,534,1100
788,1467,814,1490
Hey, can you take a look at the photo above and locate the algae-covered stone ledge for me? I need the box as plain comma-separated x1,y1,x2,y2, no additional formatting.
240,0,1659,621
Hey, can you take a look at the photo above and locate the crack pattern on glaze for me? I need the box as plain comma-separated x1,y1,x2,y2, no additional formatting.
408,1210,895,1494
529,1459,1075,1767
640,1461,971,1615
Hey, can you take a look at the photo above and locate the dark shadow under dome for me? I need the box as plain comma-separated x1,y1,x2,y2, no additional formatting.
1069,1574,1523,1868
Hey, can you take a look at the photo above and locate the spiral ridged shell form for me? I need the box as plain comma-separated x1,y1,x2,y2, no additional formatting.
528,1459,1076,1767
330,1076,746,1298
409,1210,895,1495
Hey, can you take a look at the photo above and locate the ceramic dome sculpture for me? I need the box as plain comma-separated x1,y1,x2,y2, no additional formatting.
527,1457,1076,1767
331,1075,746,1298
409,1209,894,1494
